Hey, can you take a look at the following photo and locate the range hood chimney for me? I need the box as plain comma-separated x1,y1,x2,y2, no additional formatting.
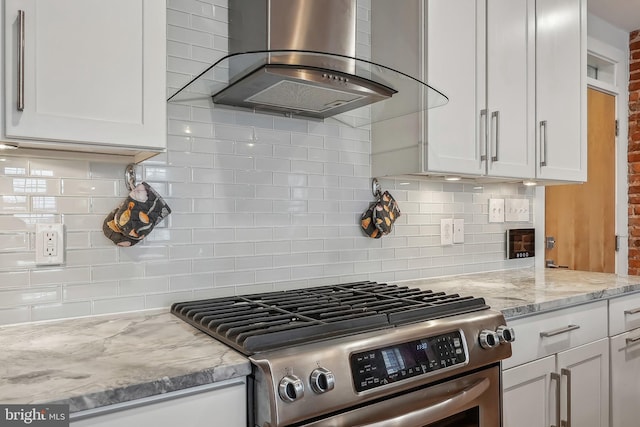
167,0,448,127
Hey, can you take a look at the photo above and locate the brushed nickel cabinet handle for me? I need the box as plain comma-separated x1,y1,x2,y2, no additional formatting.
550,372,561,427
491,111,500,162
17,10,25,111
540,120,548,167
539,324,580,338
480,109,488,162
560,368,572,427
626,335,640,346
624,307,640,315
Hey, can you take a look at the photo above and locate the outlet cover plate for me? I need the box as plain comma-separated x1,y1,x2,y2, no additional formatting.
35,223,65,265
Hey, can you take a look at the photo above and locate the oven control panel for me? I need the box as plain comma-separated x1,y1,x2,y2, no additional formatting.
350,330,467,392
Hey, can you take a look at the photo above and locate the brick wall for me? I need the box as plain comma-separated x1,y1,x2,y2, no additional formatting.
629,30,640,275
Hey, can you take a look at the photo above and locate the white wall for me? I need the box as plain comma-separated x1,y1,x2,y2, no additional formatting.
0,0,534,325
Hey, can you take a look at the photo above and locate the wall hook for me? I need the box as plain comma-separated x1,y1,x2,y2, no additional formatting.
124,163,137,191
371,178,382,197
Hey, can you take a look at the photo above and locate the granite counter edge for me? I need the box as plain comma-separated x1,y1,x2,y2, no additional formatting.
49,360,252,413
502,284,640,319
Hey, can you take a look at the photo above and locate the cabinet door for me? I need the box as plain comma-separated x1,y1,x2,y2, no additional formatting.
535,0,586,181
556,338,609,427
485,0,535,179
70,381,246,427
3,0,166,151
425,0,486,176
610,330,640,427
503,355,556,427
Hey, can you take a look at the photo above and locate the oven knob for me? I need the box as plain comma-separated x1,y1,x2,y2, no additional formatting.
310,367,335,394
278,375,304,402
496,326,516,343
479,330,500,349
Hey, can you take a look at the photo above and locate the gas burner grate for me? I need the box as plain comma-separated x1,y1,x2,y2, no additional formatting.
171,281,488,355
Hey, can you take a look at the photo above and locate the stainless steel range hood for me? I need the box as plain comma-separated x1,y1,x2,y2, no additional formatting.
167,0,448,127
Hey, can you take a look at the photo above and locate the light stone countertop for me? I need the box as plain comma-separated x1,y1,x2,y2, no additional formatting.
399,267,640,319
0,309,250,412
1,267,639,414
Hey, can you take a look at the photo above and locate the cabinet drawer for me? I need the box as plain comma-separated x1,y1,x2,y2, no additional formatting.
502,300,607,369
609,291,640,336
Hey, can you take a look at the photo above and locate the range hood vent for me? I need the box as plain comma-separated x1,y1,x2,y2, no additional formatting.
167,0,448,128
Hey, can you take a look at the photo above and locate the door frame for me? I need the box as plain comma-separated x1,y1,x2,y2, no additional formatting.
534,36,629,274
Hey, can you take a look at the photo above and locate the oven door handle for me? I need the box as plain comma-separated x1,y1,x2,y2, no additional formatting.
353,378,490,427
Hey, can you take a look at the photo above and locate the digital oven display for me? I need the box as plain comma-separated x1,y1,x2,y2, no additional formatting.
350,330,467,392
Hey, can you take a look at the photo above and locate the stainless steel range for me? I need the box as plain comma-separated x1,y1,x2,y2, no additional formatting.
171,281,514,427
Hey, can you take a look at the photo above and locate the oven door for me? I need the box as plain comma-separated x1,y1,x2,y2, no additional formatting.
301,365,501,427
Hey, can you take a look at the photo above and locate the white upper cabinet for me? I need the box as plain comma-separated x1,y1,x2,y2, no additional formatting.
484,0,536,178
535,0,587,181
426,0,535,179
421,0,486,176
3,0,166,162
371,0,585,183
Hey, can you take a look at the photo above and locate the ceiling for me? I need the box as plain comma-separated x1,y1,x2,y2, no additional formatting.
588,0,640,32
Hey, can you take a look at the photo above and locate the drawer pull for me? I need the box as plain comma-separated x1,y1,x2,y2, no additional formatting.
625,335,640,346
550,372,561,427
561,368,572,427
624,307,640,315
539,324,580,338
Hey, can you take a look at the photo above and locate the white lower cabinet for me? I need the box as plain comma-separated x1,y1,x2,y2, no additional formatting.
608,291,640,427
503,355,555,427
69,379,246,427
610,330,640,427
504,339,609,427
502,301,609,427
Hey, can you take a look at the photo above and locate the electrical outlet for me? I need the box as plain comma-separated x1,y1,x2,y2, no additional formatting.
453,219,464,243
35,223,65,265
440,219,453,245
489,199,505,223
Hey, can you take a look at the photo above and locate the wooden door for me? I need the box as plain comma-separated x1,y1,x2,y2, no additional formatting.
545,88,615,272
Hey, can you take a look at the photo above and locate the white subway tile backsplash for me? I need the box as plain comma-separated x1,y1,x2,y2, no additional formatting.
61,179,117,196
214,271,254,287
289,160,324,175
0,0,535,323
192,257,234,274
31,196,90,213
93,296,145,315
0,233,28,251
0,195,28,213
0,286,60,308
0,177,60,195
30,159,89,178
169,273,213,291
63,281,119,301
31,301,92,322
0,271,28,289
0,157,28,176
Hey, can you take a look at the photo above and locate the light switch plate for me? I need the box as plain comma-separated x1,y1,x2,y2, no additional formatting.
489,199,505,223
440,219,453,245
505,199,530,222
